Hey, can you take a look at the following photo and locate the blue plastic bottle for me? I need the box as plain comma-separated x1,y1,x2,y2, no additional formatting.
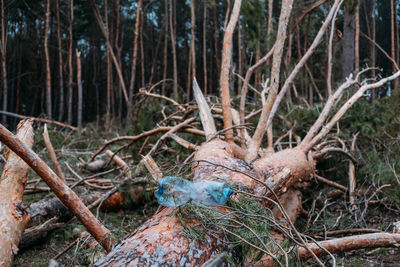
154,176,233,207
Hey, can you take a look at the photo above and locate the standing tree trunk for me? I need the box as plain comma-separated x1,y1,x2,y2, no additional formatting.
190,0,196,98
390,0,397,89
139,8,145,89
169,0,178,99
44,0,52,119
105,0,111,130
127,0,142,127
354,2,359,74
15,41,21,114
342,2,355,79
1,0,7,125
56,0,64,122
67,0,74,125
162,0,168,95
220,0,242,143
212,1,221,75
91,0,128,106
370,0,376,102
76,50,82,130
0,120,34,267
237,18,241,95
203,3,207,94
266,0,274,67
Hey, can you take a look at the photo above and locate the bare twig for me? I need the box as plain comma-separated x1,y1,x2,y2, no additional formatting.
91,125,204,160
0,110,77,131
314,174,347,192
305,69,400,151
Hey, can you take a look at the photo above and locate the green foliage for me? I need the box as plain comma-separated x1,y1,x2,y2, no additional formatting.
177,192,291,264
241,0,267,47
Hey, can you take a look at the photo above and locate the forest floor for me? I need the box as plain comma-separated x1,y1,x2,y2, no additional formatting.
4,102,400,266
12,200,400,266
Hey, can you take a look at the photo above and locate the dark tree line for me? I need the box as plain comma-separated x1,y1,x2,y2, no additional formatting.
0,0,398,129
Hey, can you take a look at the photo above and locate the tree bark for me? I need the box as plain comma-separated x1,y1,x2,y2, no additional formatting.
0,120,34,267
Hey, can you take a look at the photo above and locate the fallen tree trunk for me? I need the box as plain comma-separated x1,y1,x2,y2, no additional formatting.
27,192,123,226
0,120,34,267
94,139,312,266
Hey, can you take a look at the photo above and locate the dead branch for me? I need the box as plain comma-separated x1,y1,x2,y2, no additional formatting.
349,132,359,209
0,123,115,252
313,147,357,163
139,155,163,181
169,133,198,150
91,125,204,160
0,110,77,131
246,0,294,162
147,118,195,157
85,159,107,172
360,31,399,71
298,233,400,260
314,174,347,192
20,222,65,249
105,150,132,178
266,0,343,133
289,0,328,35
138,88,186,112
305,69,400,151
219,0,241,142
310,228,382,238
301,68,369,148
0,120,34,266
193,78,217,140
27,193,115,225
239,45,275,126
43,124,64,181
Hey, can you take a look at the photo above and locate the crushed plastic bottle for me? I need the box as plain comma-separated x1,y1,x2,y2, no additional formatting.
154,176,233,207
